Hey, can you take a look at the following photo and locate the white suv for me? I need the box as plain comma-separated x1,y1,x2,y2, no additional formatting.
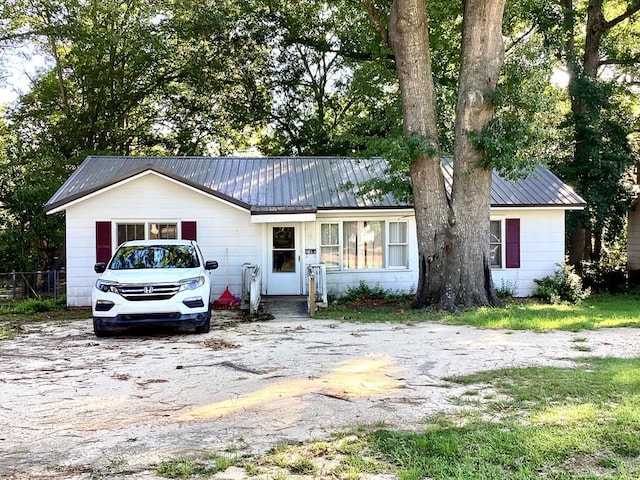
92,240,218,336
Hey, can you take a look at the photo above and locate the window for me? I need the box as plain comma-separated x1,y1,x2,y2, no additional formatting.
109,244,199,269
344,221,384,269
99,221,195,263
117,223,145,245
490,219,520,269
272,227,296,273
117,222,178,245
320,220,407,270
320,223,340,269
489,220,503,268
388,222,408,268
149,223,177,239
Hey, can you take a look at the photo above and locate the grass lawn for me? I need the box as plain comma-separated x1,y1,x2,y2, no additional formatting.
200,356,640,480
0,297,89,339
365,356,640,479
315,292,640,331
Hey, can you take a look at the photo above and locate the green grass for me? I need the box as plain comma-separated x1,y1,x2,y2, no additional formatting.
243,358,640,479
316,293,640,331
368,357,640,479
156,452,239,478
0,297,89,340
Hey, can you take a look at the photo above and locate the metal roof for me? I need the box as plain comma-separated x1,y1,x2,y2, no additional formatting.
45,156,586,213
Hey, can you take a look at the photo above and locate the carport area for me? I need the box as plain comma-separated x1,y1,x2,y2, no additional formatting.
2,307,640,479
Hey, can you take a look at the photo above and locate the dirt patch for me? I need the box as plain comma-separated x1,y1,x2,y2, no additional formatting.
2,311,640,479
199,338,241,350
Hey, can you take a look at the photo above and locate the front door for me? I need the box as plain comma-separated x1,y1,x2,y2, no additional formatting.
267,225,301,295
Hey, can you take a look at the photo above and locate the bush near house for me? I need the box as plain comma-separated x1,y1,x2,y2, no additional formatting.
534,264,588,304
580,246,628,294
335,281,414,306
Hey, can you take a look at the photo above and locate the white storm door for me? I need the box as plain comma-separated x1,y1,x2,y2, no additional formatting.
267,225,302,295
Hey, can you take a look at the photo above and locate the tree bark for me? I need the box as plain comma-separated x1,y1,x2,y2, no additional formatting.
564,0,640,264
386,0,450,308
446,0,505,309
382,0,505,310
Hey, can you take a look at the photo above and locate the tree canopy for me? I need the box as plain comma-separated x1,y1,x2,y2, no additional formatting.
0,0,638,304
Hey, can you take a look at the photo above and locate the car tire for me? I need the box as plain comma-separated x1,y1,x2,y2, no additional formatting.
195,311,211,334
93,318,109,338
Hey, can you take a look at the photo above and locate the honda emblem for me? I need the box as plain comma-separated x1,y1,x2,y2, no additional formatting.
143,286,154,294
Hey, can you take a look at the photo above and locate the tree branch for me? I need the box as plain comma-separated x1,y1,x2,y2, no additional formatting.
281,32,395,63
505,25,536,55
603,0,640,31
361,0,389,48
598,55,640,67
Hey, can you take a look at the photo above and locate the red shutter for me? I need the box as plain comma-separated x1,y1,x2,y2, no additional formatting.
182,221,197,241
95,221,112,263
505,218,520,269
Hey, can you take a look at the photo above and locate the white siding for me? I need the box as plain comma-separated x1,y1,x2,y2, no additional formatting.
63,172,568,305
312,212,419,296
311,209,565,298
65,173,262,307
490,209,566,297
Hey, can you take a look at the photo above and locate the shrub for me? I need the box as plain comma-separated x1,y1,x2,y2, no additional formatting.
0,297,66,314
534,264,588,304
580,247,628,293
337,281,413,305
494,280,517,299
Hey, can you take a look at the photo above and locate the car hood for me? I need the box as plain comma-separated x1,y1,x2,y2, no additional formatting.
99,267,206,284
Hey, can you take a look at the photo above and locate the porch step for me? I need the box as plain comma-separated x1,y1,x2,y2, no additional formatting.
261,295,308,319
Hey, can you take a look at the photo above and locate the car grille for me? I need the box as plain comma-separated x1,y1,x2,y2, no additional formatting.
119,313,182,321
117,284,180,301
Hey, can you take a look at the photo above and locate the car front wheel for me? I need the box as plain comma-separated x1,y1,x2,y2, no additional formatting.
195,311,211,334
93,318,109,337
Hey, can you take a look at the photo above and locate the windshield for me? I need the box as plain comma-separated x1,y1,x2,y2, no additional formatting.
109,245,200,270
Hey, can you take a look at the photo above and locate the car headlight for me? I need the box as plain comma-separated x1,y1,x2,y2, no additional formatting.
179,276,205,291
96,279,119,293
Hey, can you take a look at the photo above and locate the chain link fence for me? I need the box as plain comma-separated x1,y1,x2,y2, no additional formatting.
0,270,66,301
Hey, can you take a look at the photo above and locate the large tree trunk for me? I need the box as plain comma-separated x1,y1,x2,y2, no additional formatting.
386,0,450,308
563,0,640,264
447,0,505,309
563,0,594,264
386,0,505,310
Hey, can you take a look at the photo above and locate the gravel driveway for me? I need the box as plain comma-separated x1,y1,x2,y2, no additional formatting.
2,307,640,479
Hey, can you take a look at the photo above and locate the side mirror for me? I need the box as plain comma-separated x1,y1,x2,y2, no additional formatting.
94,263,107,273
205,260,219,270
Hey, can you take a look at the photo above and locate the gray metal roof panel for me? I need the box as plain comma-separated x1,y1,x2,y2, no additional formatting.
489,164,585,207
440,159,585,207
45,156,586,213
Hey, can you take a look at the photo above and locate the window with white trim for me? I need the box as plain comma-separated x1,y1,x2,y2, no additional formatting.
116,222,178,245
388,221,409,268
319,223,340,268
489,220,503,268
117,223,145,244
320,220,408,270
489,218,521,269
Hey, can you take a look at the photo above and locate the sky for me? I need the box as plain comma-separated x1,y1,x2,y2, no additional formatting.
0,51,48,106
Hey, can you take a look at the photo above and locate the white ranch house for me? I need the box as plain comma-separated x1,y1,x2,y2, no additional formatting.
45,156,586,308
